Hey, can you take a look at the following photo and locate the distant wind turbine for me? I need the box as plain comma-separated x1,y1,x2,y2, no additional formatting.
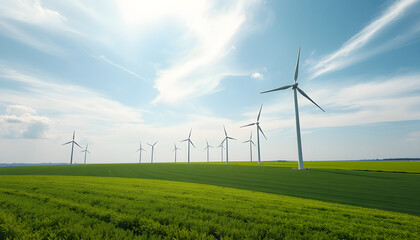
243,132,256,162
241,105,267,164
221,126,236,164
181,129,195,164
136,142,146,163
218,143,225,162
63,130,82,165
147,141,158,163
203,140,213,163
261,47,325,170
173,143,181,163
81,144,91,164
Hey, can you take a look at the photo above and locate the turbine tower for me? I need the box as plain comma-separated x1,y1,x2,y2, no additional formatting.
147,141,158,163
81,144,91,164
63,130,82,165
261,48,324,170
241,105,267,164
136,142,146,163
181,129,195,164
221,126,236,164
203,140,213,163
173,143,181,163
217,143,225,162
243,132,256,162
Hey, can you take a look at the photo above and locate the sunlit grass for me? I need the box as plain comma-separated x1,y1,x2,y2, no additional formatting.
224,160,420,173
0,175,419,239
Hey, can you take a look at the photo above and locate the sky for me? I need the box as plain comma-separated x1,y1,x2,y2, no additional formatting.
1,0,420,164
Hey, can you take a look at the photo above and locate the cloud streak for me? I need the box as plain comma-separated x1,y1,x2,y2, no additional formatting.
309,0,419,79
97,55,148,82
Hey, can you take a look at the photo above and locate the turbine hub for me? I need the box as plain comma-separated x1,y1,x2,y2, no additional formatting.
292,83,298,89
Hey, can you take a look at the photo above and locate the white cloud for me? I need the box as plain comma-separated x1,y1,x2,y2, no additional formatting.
309,0,420,79
0,105,50,139
251,72,264,80
147,0,260,104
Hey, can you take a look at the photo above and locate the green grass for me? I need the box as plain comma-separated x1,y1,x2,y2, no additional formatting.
229,161,420,173
0,175,419,239
1,163,419,215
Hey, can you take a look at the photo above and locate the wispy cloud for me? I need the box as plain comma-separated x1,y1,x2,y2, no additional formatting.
146,0,260,104
97,55,148,82
309,0,420,79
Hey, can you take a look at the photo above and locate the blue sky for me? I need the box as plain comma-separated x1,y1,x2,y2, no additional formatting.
1,0,420,164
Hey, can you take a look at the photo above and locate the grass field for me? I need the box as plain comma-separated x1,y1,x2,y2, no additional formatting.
229,160,420,173
0,175,419,239
1,163,420,215
1,162,419,239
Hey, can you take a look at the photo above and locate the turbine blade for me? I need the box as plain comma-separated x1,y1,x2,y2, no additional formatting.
223,125,227,137
74,141,82,148
297,87,325,112
153,141,158,146
257,104,263,121
189,140,196,148
136,148,140,152
62,141,72,145
260,85,293,94
251,140,256,146
221,138,226,145
147,143,152,147
241,123,255,128
294,47,300,83
250,131,252,140
227,137,236,140
87,151,91,154
258,125,267,140
181,139,188,142
243,140,250,143
189,128,192,138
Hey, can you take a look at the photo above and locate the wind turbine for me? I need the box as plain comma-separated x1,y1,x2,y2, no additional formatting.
261,48,325,170
147,141,158,163
221,126,236,164
173,143,181,163
203,140,213,162
243,132,256,162
63,130,82,165
136,142,146,163
241,105,267,164
181,129,195,164
81,144,91,164
217,143,225,162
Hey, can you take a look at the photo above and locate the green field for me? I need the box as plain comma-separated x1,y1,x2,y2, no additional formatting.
1,162,419,239
230,160,420,173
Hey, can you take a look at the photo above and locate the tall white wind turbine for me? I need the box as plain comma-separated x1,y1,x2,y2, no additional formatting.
136,142,146,163
241,105,267,164
221,126,236,164
173,143,181,163
181,129,195,164
203,140,213,163
147,141,158,163
261,48,325,170
243,132,256,162
217,143,225,162
81,144,91,164
63,130,82,165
